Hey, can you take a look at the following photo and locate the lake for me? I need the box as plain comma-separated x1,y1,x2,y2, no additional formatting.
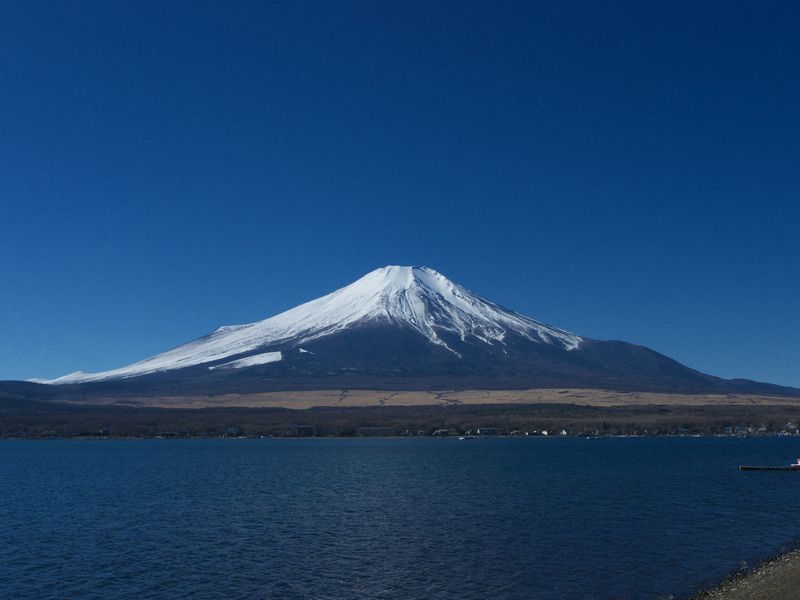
2,437,800,599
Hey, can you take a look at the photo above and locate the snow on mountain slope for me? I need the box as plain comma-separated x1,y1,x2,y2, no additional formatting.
44,266,582,384
208,351,282,370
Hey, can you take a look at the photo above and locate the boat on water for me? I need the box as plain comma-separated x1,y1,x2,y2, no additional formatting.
739,458,800,471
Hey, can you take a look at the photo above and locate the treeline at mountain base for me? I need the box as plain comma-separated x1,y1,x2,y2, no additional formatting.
4,396,800,439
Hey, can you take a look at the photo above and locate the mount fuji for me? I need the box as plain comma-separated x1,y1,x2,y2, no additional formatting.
25,266,799,396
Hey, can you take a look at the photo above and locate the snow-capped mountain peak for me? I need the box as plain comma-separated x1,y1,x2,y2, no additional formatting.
43,266,582,384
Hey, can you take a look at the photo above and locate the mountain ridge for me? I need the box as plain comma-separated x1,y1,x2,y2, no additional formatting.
13,265,799,397
41,266,582,384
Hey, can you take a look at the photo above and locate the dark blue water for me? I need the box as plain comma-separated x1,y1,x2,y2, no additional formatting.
2,438,800,599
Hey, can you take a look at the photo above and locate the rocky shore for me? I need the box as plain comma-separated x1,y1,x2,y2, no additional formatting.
694,546,800,600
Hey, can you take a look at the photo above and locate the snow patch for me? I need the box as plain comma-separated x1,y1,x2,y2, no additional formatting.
208,351,282,370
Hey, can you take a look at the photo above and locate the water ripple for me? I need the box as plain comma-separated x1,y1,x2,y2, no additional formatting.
2,437,800,599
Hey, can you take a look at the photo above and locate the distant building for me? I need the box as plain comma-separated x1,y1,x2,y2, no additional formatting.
477,427,497,436
432,429,450,436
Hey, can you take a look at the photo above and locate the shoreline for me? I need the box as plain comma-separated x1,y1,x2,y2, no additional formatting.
5,388,800,439
1,431,799,440
0,432,800,440
693,543,800,600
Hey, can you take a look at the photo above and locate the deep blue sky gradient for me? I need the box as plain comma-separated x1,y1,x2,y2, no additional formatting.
1,1,799,385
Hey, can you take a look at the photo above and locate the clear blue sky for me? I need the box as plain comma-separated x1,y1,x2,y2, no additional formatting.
1,1,798,386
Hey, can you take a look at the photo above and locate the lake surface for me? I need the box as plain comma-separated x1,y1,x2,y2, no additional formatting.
2,437,800,599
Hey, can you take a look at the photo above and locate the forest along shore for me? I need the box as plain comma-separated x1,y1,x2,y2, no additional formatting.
4,392,800,438
694,547,800,600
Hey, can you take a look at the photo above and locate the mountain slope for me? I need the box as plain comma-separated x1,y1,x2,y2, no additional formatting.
45,266,581,384
30,266,799,397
